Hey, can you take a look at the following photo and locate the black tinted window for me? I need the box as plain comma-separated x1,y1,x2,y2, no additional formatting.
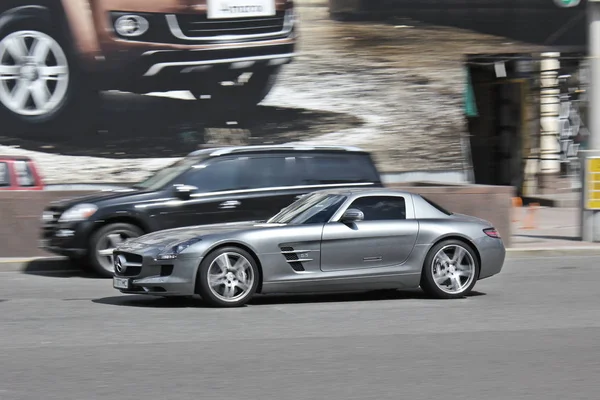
183,158,244,192
295,154,380,185
0,162,9,187
238,156,291,189
347,196,406,220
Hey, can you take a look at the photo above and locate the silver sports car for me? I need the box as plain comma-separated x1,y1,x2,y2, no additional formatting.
112,188,506,307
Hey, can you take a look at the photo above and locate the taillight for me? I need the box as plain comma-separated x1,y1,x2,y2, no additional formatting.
484,228,500,238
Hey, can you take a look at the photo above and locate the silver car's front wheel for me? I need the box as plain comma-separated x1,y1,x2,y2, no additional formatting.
0,30,70,117
197,247,260,308
420,240,479,299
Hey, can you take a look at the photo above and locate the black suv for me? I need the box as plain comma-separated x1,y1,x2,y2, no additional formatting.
40,145,383,277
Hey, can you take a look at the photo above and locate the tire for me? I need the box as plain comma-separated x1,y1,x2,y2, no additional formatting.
195,246,260,308
87,223,144,278
420,239,480,299
190,67,281,120
0,18,98,137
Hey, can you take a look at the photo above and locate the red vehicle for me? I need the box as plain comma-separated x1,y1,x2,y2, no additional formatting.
0,156,44,190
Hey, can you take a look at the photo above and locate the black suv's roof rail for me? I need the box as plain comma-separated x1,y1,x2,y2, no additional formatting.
189,144,367,157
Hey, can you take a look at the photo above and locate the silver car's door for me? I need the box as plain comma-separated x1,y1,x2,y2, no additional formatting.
320,194,419,272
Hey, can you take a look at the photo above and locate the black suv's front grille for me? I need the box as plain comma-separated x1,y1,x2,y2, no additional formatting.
175,10,286,38
41,207,63,238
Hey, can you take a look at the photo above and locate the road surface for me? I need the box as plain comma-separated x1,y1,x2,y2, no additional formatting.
1,254,599,400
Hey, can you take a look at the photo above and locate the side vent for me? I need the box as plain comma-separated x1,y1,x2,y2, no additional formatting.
280,246,313,272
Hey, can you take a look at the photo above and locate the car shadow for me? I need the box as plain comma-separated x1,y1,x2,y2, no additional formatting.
92,289,486,308
0,91,363,159
21,258,98,279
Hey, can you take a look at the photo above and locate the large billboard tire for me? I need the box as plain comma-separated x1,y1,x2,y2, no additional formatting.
0,18,98,138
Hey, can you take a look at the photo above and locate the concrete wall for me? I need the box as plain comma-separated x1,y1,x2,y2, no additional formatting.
0,184,514,258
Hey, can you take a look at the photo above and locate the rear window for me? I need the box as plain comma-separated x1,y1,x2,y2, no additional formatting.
13,160,35,187
294,154,380,185
0,162,9,187
422,196,453,215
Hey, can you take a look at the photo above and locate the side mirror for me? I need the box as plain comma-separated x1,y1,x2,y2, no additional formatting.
341,208,364,224
174,184,198,199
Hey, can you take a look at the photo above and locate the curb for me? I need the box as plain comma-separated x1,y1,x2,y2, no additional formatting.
506,247,600,256
3,247,600,273
0,257,79,273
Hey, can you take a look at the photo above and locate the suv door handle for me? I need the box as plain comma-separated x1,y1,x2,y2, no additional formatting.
219,200,241,209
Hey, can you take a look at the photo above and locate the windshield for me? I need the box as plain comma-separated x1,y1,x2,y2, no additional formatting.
133,156,201,191
267,193,347,225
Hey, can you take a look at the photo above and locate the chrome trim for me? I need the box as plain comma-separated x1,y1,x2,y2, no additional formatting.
207,144,365,156
165,8,294,42
142,53,295,76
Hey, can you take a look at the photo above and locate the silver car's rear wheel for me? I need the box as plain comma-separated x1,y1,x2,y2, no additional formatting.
196,246,260,308
420,239,479,299
431,244,476,295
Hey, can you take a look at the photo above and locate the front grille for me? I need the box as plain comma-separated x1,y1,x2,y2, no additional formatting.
41,207,63,238
114,251,143,277
175,10,286,38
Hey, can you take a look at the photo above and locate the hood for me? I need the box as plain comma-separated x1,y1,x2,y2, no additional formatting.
117,221,283,253
49,188,146,209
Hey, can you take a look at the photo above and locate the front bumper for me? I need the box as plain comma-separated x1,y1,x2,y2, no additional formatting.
39,216,96,258
113,250,200,296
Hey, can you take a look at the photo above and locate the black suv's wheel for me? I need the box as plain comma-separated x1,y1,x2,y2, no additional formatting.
87,223,144,278
0,19,97,136
420,239,480,299
190,67,281,118
195,246,260,308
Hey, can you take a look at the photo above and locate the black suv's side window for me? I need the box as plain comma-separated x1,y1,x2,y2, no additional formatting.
238,156,290,189
295,155,379,185
182,158,244,192
347,196,407,221
0,162,9,187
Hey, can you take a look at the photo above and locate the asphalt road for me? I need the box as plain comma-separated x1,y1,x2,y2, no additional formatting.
1,254,599,400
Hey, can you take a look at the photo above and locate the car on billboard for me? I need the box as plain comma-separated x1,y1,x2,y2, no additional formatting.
0,0,297,134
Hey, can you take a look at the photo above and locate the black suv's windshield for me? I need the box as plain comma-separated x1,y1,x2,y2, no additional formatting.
133,156,202,191
267,193,347,225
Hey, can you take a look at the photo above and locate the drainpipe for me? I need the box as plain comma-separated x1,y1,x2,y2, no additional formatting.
539,52,562,182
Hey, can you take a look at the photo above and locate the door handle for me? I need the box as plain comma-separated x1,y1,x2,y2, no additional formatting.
219,200,241,209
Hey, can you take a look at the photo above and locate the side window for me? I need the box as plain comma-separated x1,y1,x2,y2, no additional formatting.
0,162,10,187
182,158,244,192
295,155,379,185
238,156,291,189
14,161,35,187
347,196,406,221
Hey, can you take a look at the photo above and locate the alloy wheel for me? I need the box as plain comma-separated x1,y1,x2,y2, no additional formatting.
0,30,69,117
207,252,255,303
431,244,476,295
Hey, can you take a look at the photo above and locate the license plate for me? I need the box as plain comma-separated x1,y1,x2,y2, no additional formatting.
207,0,276,19
113,277,130,290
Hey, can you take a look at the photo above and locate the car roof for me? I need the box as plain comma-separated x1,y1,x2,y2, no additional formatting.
188,144,369,157
0,155,32,161
314,187,415,197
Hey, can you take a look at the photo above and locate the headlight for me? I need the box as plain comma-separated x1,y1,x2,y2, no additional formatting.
58,204,98,223
156,237,203,260
114,15,149,37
